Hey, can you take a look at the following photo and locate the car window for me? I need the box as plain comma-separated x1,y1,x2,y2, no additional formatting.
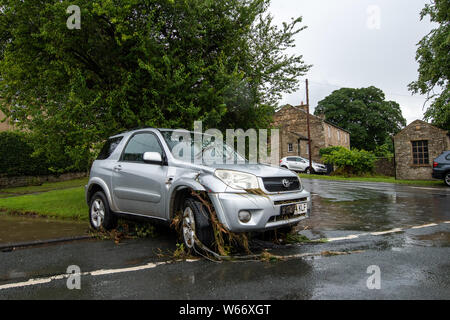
97,137,123,160
446,154,450,161
122,133,163,162
287,157,296,161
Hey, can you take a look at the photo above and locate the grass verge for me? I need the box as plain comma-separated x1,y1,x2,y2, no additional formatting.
0,177,88,195
298,174,445,187
0,186,87,220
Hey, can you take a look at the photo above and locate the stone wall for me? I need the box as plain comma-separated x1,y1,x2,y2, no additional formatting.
374,157,395,177
394,120,449,180
0,172,87,189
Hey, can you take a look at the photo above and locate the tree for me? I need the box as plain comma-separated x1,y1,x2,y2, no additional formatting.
0,0,310,171
409,0,450,130
314,86,406,151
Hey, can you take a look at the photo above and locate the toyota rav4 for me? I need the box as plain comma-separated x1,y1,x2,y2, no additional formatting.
86,128,311,249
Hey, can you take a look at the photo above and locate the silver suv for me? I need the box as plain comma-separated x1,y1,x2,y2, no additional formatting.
86,128,311,249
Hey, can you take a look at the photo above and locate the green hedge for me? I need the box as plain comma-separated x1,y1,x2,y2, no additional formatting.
0,131,50,176
319,146,347,157
321,147,376,175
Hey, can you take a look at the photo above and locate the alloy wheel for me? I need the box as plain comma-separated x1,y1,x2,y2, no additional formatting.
182,206,196,248
91,198,105,229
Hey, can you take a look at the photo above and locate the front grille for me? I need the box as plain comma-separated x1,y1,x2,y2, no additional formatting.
274,198,307,206
262,177,300,192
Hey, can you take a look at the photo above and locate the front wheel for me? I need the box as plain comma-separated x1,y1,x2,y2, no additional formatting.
305,167,315,174
89,191,117,230
182,198,214,249
445,172,450,187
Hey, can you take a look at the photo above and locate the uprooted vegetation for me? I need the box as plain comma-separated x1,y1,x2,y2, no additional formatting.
91,190,325,262
169,190,323,262
170,190,253,260
90,220,158,244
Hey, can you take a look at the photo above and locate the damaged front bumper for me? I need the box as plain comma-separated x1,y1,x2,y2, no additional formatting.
208,190,311,233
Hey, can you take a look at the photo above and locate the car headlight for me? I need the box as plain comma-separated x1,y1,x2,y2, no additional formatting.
214,170,259,190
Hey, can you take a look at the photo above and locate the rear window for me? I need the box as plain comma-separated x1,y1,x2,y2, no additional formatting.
287,157,297,161
97,137,123,160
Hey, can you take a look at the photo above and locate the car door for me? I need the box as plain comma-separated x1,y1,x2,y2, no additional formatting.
286,157,298,170
111,132,168,219
296,158,308,171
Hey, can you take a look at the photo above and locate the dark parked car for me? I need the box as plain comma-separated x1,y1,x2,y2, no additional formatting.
432,151,450,187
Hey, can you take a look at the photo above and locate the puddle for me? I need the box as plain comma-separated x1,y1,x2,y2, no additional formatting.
301,179,450,232
0,215,89,245
406,232,450,248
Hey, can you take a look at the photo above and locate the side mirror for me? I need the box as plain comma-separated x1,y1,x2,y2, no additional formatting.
143,152,163,165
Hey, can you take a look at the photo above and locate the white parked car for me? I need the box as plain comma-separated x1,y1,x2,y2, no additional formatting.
280,156,328,174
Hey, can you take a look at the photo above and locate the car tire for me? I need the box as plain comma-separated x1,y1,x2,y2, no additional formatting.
445,172,450,187
281,165,288,169
305,167,314,174
89,191,117,230
182,198,214,249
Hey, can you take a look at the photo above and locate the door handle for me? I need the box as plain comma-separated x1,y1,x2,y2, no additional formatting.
113,165,122,171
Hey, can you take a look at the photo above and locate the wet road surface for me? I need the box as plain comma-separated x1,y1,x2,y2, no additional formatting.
0,215,89,245
0,179,449,299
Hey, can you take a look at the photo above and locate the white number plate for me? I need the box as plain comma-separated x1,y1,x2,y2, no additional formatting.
294,203,308,215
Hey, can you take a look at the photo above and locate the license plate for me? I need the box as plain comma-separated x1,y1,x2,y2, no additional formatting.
295,203,308,215
281,203,308,216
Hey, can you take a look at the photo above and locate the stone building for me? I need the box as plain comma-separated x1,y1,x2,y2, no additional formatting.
272,104,350,162
393,119,449,180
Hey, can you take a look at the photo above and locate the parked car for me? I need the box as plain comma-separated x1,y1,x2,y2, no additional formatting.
279,156,328,174
432,151,450,187
86,128,311,250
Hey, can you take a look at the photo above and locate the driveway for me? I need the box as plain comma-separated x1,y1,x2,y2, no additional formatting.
1,179,449,300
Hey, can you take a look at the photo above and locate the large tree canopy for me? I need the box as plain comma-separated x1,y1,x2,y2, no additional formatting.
409,0,450,130
314,86,406,151
0,0,310,171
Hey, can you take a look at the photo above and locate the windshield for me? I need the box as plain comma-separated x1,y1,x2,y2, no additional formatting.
160,130,247,164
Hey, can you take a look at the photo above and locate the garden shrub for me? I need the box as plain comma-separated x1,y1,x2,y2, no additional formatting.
319,146,347,157
0,131,49,176
321,148,376,176
0,131,87,176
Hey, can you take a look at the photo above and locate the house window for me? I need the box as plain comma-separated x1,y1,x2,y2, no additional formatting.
337,131,340,141
411,140,429,165
328,126,331,138
288,143,293,153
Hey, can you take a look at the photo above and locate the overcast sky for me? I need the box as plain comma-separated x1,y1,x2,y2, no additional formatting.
269,0,435,125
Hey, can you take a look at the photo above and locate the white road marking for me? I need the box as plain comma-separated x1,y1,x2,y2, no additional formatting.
409,187,450,191
370,228,403,236
411,223,438,229
0,222,448,291
0,259,199,291
324,221,447,242
327,234,361,242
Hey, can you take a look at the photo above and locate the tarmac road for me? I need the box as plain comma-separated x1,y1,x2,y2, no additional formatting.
1,179,449,300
